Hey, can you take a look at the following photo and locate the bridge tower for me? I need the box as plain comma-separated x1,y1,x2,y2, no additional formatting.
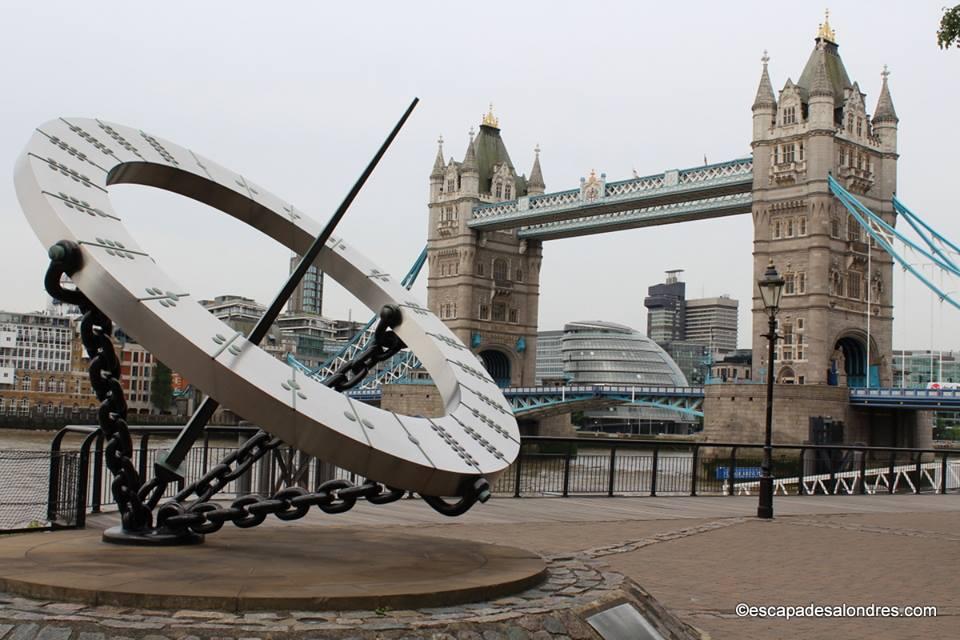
426,107,544,386
750,14,899,388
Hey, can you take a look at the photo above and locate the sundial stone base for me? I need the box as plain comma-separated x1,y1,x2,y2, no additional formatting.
0,527,545,611
0,527,703,639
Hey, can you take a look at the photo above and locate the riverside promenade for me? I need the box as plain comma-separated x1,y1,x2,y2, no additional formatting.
0,494,957,640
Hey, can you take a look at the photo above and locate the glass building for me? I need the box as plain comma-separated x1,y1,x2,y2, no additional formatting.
535,330,566,384
559,321,694,434
892,350,960,387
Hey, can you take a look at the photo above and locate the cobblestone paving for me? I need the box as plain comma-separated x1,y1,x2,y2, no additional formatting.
0,556,638,640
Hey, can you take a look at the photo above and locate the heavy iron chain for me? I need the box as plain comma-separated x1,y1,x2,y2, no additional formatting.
45,241,154,532
46,242,491,536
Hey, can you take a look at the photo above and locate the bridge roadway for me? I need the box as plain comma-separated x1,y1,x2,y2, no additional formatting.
467,157,753,239
345,384,960,418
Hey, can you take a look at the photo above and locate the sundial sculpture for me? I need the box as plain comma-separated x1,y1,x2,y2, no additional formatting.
14,101,520,544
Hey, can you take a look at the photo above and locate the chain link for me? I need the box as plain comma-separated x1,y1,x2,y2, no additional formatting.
45,242,153,532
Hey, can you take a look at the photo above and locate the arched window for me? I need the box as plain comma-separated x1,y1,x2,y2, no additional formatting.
493,259,508,281
515,268,523,282
504,183,512,199
494,181,502,199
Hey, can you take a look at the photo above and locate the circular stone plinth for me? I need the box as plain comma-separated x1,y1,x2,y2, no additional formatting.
0,527,546,611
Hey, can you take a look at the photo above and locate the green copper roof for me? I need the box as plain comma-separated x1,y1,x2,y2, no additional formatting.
796,41,851,103
473,124,515,194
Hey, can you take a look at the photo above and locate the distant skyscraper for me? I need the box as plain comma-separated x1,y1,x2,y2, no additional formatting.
684,296,738,356
644,270,686,343
288,255,323,316
644,271,738,376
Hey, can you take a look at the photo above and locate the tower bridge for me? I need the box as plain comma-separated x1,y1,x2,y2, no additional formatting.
427,15,899,398
335,15,951,448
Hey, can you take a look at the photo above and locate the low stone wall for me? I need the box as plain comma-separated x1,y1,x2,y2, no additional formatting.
702,383,849,444
702,383,935,449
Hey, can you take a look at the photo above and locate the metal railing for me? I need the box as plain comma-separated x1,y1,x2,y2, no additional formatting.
490,437,960,499
43,425,371,529
2,431,958,532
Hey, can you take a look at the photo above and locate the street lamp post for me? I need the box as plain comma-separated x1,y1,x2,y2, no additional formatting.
757,260,785,519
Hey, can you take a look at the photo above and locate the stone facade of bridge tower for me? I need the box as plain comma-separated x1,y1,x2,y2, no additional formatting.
750,17,898,389
426,107,544,386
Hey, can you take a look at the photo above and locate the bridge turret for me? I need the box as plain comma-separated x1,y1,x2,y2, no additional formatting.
460,129,480,196
429,135,446,200
751,51,777,143
527,145,545,196
872,66,899,155
807,44,835,130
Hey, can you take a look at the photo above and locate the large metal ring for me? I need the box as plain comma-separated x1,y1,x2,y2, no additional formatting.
14,118,519,496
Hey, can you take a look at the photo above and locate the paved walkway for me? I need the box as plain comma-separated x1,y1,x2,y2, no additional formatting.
5,494,959,639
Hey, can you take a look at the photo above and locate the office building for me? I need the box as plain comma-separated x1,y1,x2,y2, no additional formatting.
684,296,738,355
288,254,324,316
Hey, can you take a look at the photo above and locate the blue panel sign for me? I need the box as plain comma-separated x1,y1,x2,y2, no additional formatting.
715,466,762,480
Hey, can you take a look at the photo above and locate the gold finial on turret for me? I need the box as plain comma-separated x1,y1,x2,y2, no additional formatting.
482,103,499,128
817,8,836,43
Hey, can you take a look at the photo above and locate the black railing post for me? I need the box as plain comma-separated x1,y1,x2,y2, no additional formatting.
829,447,837,495
940,452,949,495
859,447,867,495
888,450,896,494
75,432,98,529
91,432,104,513
650,446,659,497
138,433,150,482
513,447,523,498
202,428,210,475
727,447,737,496
914,452,922,494
47,428,67,522
608,447,617,497
561,441,573,497
690,445,699,497
797,447,806,496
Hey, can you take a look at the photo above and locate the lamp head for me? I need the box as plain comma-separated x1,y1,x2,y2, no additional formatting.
758,260,785,313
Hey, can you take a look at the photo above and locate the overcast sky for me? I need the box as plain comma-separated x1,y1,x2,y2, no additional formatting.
1,1,958,351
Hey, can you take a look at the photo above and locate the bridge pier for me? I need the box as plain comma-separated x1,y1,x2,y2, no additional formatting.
524,413,577,438
702,383,933,448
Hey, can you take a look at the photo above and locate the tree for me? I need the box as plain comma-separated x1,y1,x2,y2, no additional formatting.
150,361,173,413
938,4,960,49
